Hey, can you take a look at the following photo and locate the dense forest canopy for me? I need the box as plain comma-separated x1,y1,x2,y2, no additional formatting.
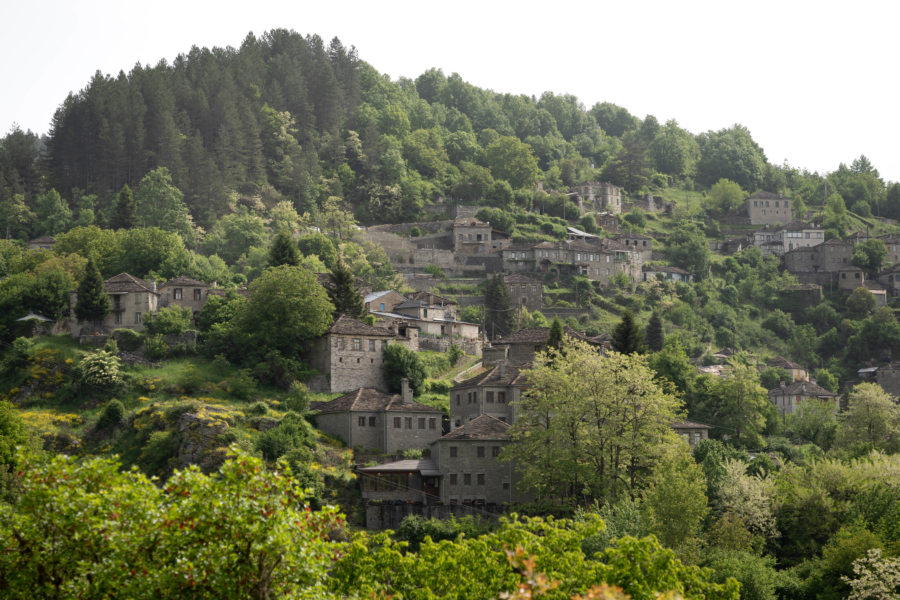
3,28,899,243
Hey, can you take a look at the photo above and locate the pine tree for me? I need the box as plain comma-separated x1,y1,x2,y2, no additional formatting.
326,258,365,319
74,258,110,326
268,230,300,267
484,274,514,340
612,310,645,355
646,312,664,352
111,184,137,230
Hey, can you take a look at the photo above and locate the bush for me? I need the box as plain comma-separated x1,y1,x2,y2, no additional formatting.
228,369,256,401
77,350,123,389
143,334,168,360
447,344,464,366
256,413,314,461
423,263,446,279
96,399,125,431
176,364,205,394
283,381,311,413
143,306,192,336
114,328,142,352
409,226,422,237
248,401,268,416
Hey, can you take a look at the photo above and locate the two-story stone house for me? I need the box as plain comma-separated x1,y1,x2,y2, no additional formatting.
502,238,641,285
747,191,792,225
613,232,653,262
158,276,209,318
305,315,416,393
364,290,406,314
769,380,839,417
572,181,623,214
489,326,597,366
671,421,712,448
71,272,159,335
453,217,493,256
313,383,443,454
450,362,528,428
752,221,824,257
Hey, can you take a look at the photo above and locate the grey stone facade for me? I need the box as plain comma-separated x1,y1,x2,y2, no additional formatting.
747,191,792,225
158,276,209,317
450,363,527,428
504,274,543,312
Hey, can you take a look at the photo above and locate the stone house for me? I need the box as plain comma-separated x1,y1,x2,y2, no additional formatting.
874,363,900,398
372,308,482,356
364,290,406,314
432,414,525,509
880,236,900,267
407,291,459,320
358,459,442,505
747,191,792,225
158,276,209,317
305,315,415,394
671,421,711,448
450,362,528,428
71,272,159,335
876,264,900,295
769,380,839,417
504,274,543,312
837,266,867,291
641,265,693,283
613,232,653,262
596,211,620,232
502,238,641,285
572,182,623,214
766,357,808,382
752,221,824,257
313,384,443,454
490,326,596,366
453,217,493,256
28,236,55,251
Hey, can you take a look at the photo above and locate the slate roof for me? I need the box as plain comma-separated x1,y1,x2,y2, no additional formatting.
453,363,530,390
327,315,397,337
104,273,157,294
358,459,441,477
364,290,399,304
454,217,489,227
439,414,510,441
393,299,429,311
504,273,541,285
29,236,56,244
767,356,803,370
159,276,207,288
643,265,691,275
408,291,457,306
495,326,590,345
749,191,788,200
314,388,443,414
769,380,837,397
671,420,712,430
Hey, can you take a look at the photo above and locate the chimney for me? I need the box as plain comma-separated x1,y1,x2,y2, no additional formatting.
464,418,470,436
151,280,157,293
498,361,506,380
401,378,412,404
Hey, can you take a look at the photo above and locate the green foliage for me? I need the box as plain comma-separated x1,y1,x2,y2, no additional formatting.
447,344,464,366
623,207,646,229
0,449,341,599
837,382,900,452
96,399,126,431
696,125,767,191
73,257,109,324
666,223,710,280
134,167,193,242
325,258,366,319
33,189,72,237
76,349,122,389
422,263,446,278
267,230,300,267
283,381,311,413
485,273,514,339
394,515,489,552
382,343,426,396
707,178,746,214
851,239,887,273
612,310,645,354
0,401,27,469
113,328,142,351
202,211,268,264
703,549,779,600
760,367,790,390
143,305,192,336
255,413,315,461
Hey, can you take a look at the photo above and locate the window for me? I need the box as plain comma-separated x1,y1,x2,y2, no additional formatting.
193,288,202,301
503,482,510,490
134,312,141,324
477,446,485,458
358,417,366,427
352,338,361,351
336,337,345,351
429,418,436,430
498,391,506,403
492,446,501,457
405,417,412,429
134,293,142,304
393,417,401,428
368,339,376,352
368,416,376,427
520,285,526,293
477,474,485,485
449,473,458,485
449,446,457,457
174,288,183,300
456,394,461,405
486,391,494,403
531,285,537,292
463,473,471,485
114,312,121,324
418,418,426,429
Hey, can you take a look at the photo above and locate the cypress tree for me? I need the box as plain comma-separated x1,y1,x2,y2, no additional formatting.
326,258,365,319
74,257,110,326
612,310,645,355
111,184,137,230
484,274,513,339
268,230,300,267
547,317,564,351
646,311,664,352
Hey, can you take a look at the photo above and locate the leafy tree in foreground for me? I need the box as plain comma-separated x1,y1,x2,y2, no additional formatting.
73,257,109,326
837,382,900,453
508,340,682,505
0,449,341,599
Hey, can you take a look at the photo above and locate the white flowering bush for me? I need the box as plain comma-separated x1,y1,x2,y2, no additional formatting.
77,350,123,389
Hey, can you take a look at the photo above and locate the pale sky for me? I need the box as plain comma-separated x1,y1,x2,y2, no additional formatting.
3,0,898,182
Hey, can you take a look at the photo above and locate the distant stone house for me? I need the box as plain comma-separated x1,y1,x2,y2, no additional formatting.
450,362,528,428
28,236,55,251
876,264,900,295
747,191,792,226
671,421,711,448
641,265,693,283
358,459,442,505
502,238,641,285
407,291,459,320
71,273,159,335
158,276,209,317
880,236,900,268
613,233,653,262
453,217,493,256
364,290,406,314
596,211,620,232
490,326,597,366
752,221,824,257
769,380,838,417
572,182,623,214
837,266,867,291
432,414,526,509
766,357,808,382
313,384,443,454
504,274,543,311
783,238,856,287
305,315,415,394
874,363,900,398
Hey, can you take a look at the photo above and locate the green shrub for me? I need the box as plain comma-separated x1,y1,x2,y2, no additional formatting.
256,413,314,461
77,350,123,389
143,334,168,360
423,264,446,279
228,369,256,401
113,328,142,352
283,381,311,413
409,226,422,237
96,399,125,430
447,344,464,366
102,338,119,355
143,306,192,336
176,364,205,394
248,401,268,416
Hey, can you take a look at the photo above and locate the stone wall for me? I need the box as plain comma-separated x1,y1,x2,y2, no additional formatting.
435,438,519,506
